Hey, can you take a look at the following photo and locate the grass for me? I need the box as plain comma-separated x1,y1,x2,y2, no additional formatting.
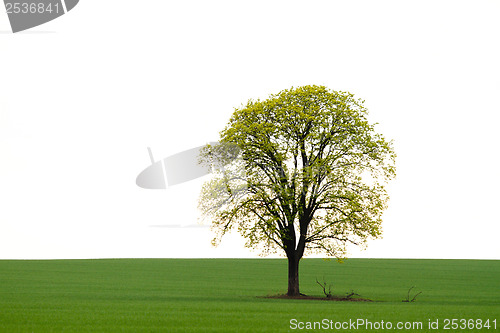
0,258,498,332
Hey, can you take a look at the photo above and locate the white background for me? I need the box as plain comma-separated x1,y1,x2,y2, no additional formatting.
1,0,499,259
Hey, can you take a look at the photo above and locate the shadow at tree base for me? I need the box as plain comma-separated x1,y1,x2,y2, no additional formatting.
259,294,373,302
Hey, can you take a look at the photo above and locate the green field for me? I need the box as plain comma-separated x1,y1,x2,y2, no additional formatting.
0,259,498,332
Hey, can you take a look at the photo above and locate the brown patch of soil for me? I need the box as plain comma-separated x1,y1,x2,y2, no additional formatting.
261,294,373,302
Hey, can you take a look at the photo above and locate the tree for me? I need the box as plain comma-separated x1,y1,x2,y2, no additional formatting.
198,85,396,296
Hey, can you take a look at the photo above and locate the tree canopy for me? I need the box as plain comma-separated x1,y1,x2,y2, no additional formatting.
199,85,396,296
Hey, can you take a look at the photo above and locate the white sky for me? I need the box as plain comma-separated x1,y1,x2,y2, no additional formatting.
1,0,499,259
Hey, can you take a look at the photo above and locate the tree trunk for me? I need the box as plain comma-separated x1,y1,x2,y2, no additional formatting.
287,254,300,296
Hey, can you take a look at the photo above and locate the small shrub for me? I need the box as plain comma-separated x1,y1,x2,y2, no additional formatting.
402,286,422,302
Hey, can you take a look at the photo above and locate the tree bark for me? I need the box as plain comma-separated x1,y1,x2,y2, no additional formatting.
287,253,300,296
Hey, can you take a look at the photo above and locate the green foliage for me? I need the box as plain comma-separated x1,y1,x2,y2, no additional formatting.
199,85,396,258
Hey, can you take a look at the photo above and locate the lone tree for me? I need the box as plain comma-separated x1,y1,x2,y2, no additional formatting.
199,85,396,296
